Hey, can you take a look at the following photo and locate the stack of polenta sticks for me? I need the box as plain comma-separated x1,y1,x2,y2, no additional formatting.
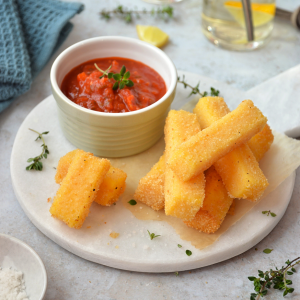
134,97,274,233
50,149,127,229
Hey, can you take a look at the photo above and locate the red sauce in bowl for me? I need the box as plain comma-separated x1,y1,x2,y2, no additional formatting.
61,57,167,113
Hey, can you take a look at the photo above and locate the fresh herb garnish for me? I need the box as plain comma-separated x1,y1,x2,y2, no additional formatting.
263,248,273,254
262,210,277,217
177,75,220,97
248,257,300,299
100,5,173,23
94,64,134,90
177,244,182,248
128,199,137,206
26,129,49,171
147,230,160,240
186,250,192,256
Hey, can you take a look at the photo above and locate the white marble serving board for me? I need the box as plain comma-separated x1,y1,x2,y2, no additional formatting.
10,71,295,272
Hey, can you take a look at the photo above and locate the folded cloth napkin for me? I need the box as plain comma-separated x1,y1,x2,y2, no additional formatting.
0,0,84,113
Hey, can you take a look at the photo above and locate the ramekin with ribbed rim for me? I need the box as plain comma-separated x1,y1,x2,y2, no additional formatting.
50,36,177,157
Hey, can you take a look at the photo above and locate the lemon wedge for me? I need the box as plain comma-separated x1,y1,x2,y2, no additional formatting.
224,1,275,27
136,25,169,48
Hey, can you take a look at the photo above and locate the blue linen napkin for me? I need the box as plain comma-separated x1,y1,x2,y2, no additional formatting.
0,0,84,113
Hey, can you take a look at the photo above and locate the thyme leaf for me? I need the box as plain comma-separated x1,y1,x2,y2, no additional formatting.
177,75,220,98
248,256,300,299
26,129,49,171
100,5,173,23
147,230,160,240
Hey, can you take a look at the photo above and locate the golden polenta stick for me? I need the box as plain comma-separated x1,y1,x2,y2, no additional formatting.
55,149,126,206
248,124,274,161
184,166,233,233
50,151,110,228
194,97,268,201
169,100,267,182
94,167,127,206
134,154,165,210
55,149,92,184
164,110,205,221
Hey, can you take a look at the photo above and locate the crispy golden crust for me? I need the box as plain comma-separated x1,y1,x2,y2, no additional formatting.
194,97,269,202
164,110,205,221
169,100,267,182
248,124,274,161
134,155,165,211
50,152,110,229
55,150,127,206
94,167,127,206
184,166,233,233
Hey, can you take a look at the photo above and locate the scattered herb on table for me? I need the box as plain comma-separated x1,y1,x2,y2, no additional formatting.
26,129,49,171
147,230,160,240
177,244,182,248
128,199,137,206
263,248,273,254
100,5,173,23
186,250,192,256
248,257,300,299
94,64,134,90
175,271,179,276
262,210,277,217
177,75,220,97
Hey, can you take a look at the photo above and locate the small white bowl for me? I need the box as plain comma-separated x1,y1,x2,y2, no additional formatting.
0,234,47,300
50,36,177,157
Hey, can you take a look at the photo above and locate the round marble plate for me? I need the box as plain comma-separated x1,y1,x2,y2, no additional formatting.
0,234,47,300
10,71,296,272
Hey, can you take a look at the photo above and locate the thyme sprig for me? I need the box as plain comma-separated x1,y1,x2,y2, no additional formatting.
94,64,134,90
147,230,160,240
262,210,277,217
100,5,173,23
26,129,49,171
177,75,220,97
248,257,300,299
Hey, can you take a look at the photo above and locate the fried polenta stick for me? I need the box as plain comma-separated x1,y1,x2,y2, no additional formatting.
248,124,274,161
184,166,233,233
194,97,269,201
55,149,127,206
50,151,110,228
134,121,272,233
164,110,205,221
134,154,165,210
168,100,267,182
55,149,91,184
94,167,127,206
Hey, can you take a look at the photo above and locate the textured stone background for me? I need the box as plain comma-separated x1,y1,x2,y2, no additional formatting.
1,0,300,299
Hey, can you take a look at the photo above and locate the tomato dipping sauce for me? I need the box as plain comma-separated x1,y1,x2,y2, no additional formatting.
61,57,167,113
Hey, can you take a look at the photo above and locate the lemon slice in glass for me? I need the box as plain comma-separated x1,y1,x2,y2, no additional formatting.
136,25,169,48
224,1,275,28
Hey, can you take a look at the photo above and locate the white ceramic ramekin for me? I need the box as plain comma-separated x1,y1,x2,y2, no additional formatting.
50,36,177,157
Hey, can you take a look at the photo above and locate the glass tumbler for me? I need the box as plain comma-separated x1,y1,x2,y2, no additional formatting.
202,0,276,51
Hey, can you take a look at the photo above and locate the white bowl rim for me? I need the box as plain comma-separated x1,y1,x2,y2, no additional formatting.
0,233,47,300
50,36,177,118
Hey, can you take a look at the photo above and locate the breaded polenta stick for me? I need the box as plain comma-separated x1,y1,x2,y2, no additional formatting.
168,100,267,182
248,124,274,161
133,122,272,233
55,149,127,206
134,154,165,210
95,167,127,206
194,97,269,201
55,149,92,184
164,110,205,221
184,166,233,233
50,151,110,228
